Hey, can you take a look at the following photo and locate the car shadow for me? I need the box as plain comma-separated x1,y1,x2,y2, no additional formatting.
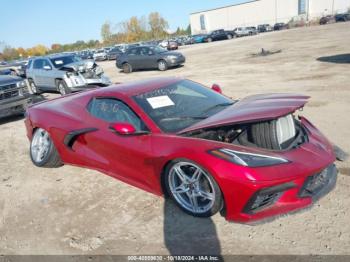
118,65,185,74
163,198,222,257
317,53,350,64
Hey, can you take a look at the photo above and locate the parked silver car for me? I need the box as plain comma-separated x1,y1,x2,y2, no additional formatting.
234,27,258,37
26,54,111,95
93,49,108,61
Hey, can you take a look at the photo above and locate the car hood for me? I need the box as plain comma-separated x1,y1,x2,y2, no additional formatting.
178,93,309,134
0,75,22,85
60,60,96,72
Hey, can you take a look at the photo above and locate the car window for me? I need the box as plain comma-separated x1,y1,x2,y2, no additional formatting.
87,98,147,131
127,48,140,56
139,47,150,56
33,59,44,69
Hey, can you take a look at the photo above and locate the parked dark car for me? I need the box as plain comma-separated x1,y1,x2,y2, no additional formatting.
257,24,273,32
0,75,32,118
274,22,289,30
116,46,185,73
107,47,123,60
79,50,94,60
205,29,235,42
335,13,350,22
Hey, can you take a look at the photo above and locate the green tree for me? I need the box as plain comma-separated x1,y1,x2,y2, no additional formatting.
101,21,112,43
148,12,169,39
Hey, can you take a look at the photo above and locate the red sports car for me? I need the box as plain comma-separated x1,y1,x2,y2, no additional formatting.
24,77,337,223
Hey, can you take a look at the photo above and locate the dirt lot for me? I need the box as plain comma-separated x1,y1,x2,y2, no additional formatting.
0,22,350,255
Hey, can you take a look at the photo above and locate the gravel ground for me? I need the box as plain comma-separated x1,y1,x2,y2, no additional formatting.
0,22,349,255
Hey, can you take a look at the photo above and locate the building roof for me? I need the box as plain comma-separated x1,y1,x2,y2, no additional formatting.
190,0,259,15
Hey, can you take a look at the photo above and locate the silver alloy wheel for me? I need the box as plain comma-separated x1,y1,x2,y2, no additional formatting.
31,128,51,163
158,61,167,71
168,162,215,213
58,82,66,95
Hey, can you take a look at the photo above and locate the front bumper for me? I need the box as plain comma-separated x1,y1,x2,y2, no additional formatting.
166,56,186,67
0,93,32,118
64,75,112,90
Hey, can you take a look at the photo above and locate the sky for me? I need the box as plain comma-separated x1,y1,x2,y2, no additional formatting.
0,0,247,49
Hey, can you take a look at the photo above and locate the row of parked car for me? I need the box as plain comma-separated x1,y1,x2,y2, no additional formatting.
319,12,350,25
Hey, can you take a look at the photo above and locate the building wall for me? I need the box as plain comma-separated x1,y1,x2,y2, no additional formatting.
190,0,350,34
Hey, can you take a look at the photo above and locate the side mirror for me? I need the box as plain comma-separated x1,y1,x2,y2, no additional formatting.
43,65,52,70
211,84,223,94
110,122,136,135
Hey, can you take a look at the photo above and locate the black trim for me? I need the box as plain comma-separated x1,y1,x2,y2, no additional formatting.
243,182,296,214
298,164,338,201
64,128,98,150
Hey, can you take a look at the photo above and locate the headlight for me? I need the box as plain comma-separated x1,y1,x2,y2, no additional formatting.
16,80,26,88
167,55,178,60
209,148,289,167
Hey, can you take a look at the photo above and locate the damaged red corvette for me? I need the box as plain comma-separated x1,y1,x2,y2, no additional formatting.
24,77,337,223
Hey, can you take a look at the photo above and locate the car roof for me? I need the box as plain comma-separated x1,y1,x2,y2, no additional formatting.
91,77,183,97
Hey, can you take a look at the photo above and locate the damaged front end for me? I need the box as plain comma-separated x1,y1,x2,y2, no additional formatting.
182,113,309,152
60,60,111,90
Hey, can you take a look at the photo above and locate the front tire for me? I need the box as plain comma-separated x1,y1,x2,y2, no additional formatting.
227,34,233,40
56,80,70,96
30,128,63,168
123,63,132,73
164,159,223,218
207,37,213,43
158,60,168,71
28,79,40,95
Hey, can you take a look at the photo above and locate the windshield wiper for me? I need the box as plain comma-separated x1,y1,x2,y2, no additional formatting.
202,102,234,115
160,116,207,121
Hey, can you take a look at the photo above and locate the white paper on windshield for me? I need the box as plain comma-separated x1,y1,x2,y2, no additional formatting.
55,60,63,65
147,96,175,109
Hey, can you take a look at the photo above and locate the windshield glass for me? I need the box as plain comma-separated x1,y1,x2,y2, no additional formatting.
50,55,81,68
134,80,234,133
149,46,167,53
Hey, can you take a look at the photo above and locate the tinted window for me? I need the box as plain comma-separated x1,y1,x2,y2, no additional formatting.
33,59,44,69
127,48,140,56
139,47,150,56
134,80,234,133
88,98,146,131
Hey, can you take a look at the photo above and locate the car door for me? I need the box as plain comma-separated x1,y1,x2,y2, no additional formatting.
31,59,45,87
40,59,57,89
71,97,156,190
126,47,142,69
139,47,156,69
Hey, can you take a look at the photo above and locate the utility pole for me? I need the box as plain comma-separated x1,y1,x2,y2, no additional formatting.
331,0,335,14
275,0,277,23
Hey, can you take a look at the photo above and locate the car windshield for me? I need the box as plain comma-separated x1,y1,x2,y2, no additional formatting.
134,80,234,133
50,55,81,68
150,46,167,53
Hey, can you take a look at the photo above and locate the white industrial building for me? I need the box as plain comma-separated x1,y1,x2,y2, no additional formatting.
190,0,350,34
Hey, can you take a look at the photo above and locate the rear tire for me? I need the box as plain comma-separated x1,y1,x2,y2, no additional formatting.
123,63,132,73
158,60,168,71
227,34,233,40
207,38,213,43
30,128,63,168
